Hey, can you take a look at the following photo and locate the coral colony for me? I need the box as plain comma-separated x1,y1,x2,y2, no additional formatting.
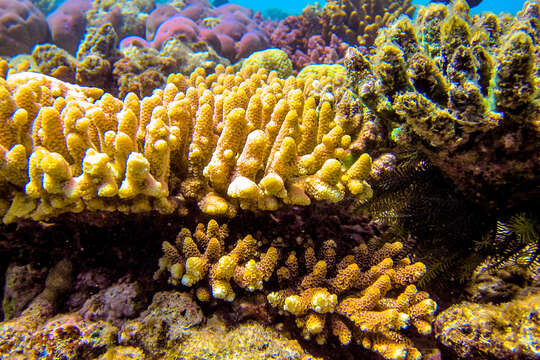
0,0,538,359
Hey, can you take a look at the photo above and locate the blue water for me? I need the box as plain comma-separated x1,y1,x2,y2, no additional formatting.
230,0,528,16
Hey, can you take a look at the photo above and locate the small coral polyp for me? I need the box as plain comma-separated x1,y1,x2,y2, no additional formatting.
156,220,437,360
0,62,372,223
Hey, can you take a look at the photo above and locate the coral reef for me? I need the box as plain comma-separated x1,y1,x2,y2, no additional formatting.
435,291,540,359
345,0,540,208
269,0,415,70
0,63,371,223
120,1,270,62
0,271,319,360
156,219,437,360
269,5,344,71
0,0,51,57
0,1,538,360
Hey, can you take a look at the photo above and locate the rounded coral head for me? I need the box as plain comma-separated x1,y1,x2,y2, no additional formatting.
152,15,200,50
0,0,52,56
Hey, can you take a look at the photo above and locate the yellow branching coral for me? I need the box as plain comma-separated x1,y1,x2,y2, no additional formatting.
0,64,372,223
267,237,436,360
156,221,437,360
155,220,277,302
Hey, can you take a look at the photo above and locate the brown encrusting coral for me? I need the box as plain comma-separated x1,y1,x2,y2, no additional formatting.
435,291,540,359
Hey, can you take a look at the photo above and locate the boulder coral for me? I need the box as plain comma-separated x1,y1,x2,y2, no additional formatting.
0,0,51,57
121,1,270,62
46,0,92,55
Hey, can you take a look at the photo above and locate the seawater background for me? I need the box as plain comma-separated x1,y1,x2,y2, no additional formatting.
230,0,527,16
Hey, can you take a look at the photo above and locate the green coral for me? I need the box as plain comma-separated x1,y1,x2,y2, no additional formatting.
345,0,540,207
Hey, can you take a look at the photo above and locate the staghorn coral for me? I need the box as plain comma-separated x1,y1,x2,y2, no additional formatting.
156,220,437,360
321,0,416,48
267,241,436,360
435,291,540,359
0,63,371,223
345,0,540,208
154,219,277,302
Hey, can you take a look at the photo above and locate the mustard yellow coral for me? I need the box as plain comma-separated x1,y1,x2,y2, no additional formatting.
156,221,436,360
0,64,371,223
241,49,293,79
155,220,278,302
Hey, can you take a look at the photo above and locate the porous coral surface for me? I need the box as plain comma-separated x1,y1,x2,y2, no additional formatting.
435,291,540,359
0,64,372,223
